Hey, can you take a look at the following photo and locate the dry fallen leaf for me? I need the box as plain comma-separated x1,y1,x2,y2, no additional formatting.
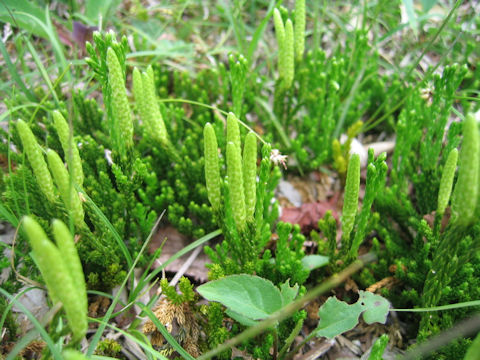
280,202,339,233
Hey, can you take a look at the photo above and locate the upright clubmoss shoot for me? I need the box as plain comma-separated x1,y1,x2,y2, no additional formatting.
437,148,458,218
46,149,85,229
203,117,280,276
284,19,295,89
342,154,360,243
106,47,133,157
451,114,479,226
138,66,168,144
52,110,84,187
226,112,241,151
243,132,257,222
273,8,286,82
229,54,248,118
204,123,222,211
294,0,306,62
227,141,246,231
52,219,87,315
16,119,56,203
22,216,87,341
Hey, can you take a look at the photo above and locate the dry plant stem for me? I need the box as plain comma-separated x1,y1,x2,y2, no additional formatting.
197,253,376,360
168,245,203,287
399,313,480,360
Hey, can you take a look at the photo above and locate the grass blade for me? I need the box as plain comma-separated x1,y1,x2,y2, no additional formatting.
0,288,62,360
247,0,283,64
15,10,69,80
86,211,165,356
77,187,133,272
137,303,196,360
89,316,169,360
130,228,221,302
392,300,480,312
0,39,36,101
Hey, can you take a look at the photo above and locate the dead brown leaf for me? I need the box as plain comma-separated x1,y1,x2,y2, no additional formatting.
280,202,339,233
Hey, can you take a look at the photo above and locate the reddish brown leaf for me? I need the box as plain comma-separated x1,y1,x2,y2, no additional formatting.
280,202,339,233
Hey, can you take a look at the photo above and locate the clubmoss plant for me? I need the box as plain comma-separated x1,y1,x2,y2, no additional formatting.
294,0,306,62
451,113,479,226
243,132,257,221
84,32,215,259
16,119,56,202
316,149,387,265
368,66,480,356
436,148,458,219
341,153,360,256
269,4,397,172
418,113,480,340
332,120,364,181
52,110,84,187
391,64,468,213
46,149,85,229
132,66,168,145
227,141,247,231
273,8,286,86
85,31,130,162
203,113,279,276
22,216,87,342
229,53,248,118
106,47,134,156
204,123,222,211
203,114,313,292
283,19,295,90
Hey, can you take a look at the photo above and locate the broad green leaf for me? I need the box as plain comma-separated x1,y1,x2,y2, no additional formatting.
0,1,48,38
279,280,299,306
316,292,391,339
316,297,363,338
197,275,283,320
226,309,259,327
359,291,390,324
301,255,329,271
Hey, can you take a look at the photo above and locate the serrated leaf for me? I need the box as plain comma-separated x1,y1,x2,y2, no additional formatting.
279,280,299,306
316,297,363,338
301,255,329,271
197,275,283,320
358,291,390,324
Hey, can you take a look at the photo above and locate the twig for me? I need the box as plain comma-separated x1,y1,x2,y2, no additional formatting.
198,253,376,360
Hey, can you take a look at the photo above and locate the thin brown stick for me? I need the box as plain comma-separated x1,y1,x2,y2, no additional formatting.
198,253,376,360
